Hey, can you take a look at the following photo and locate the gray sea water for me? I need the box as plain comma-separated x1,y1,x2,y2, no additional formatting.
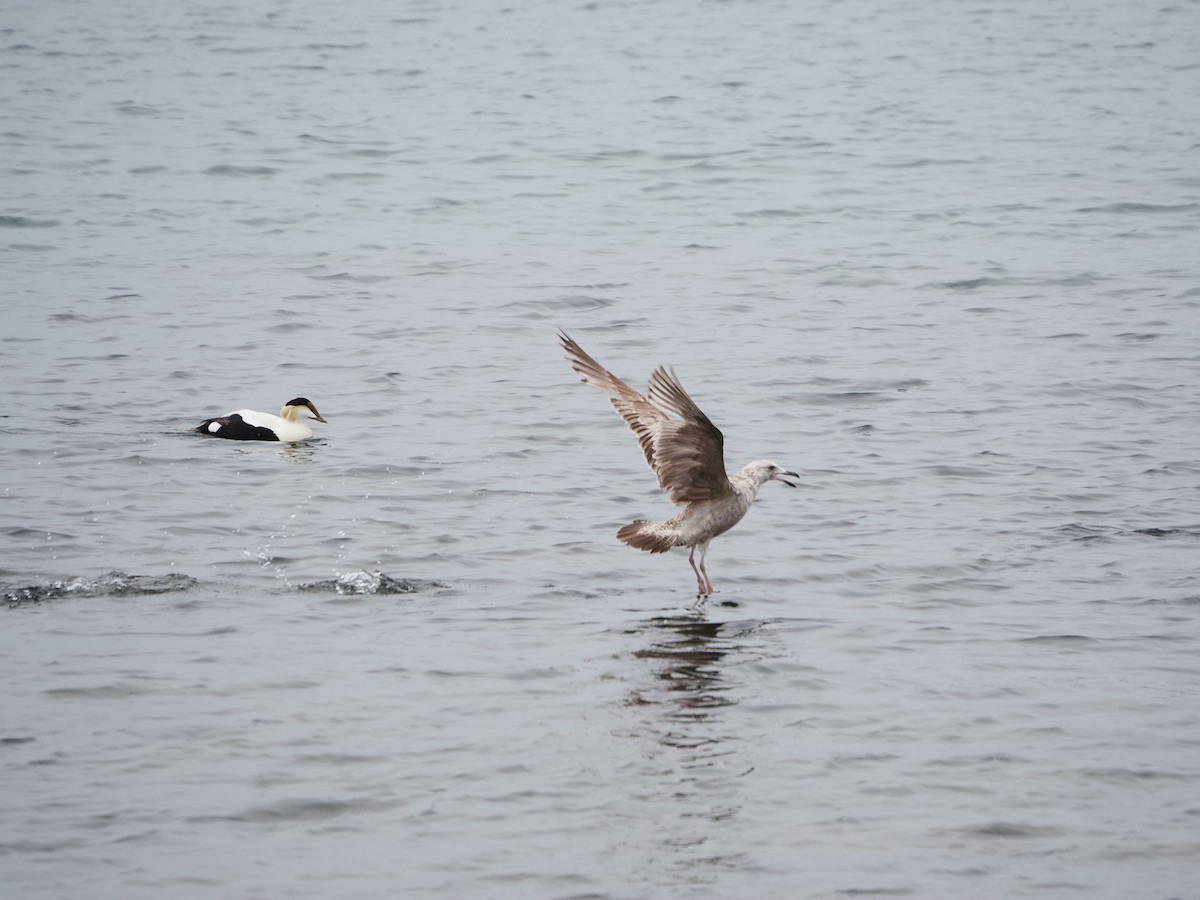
3,0,1199,897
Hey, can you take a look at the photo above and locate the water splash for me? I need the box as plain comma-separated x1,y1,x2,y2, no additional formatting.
297,570,447,596
4,571,200,608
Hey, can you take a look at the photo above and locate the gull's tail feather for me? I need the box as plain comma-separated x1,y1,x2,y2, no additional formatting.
616,520,677,554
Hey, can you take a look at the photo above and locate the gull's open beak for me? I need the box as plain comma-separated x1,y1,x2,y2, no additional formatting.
775,470,800,488
306,402,328,424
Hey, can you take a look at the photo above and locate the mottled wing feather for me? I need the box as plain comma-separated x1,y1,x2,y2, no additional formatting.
646,365,730,502
560,331,731,504
560,332,666,472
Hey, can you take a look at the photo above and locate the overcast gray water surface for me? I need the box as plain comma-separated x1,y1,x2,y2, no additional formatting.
3,0,1200,897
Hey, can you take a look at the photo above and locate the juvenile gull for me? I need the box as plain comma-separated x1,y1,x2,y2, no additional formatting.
560,330,798,598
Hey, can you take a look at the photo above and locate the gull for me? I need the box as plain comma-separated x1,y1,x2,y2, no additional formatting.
560,330,798,599
195,397,328,442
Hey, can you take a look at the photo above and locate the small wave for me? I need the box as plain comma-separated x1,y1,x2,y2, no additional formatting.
877,156,974,168
4,572,200,608
1054,523,1118,543
0,215,59,228
304,272,392,283
113,100,161,116
304,42,368,51
936,276,1007,290
1076,201,1198,214
962,821,1063,839
1079,766,1190,784
925,464,994,479
790,390,894,407
44,683,153,699
1128,526,1200,538
297,570,447,596
738,207,816,219
192,795,398,824
506,294,617,311
311,171,389,183
1054,523,1200,543
48,312,108,323
935,272,1103,290
202,164,279,177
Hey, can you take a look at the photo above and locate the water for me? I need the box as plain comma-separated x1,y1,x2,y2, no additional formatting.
3,0,1199,896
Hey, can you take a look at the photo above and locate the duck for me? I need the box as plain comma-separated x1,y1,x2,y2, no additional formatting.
195,397,328,442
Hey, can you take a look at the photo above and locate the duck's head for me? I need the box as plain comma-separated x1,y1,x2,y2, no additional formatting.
281,397,328,424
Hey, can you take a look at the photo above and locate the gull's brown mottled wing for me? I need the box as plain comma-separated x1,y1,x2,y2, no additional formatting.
645,364,731,502
560,330,731,504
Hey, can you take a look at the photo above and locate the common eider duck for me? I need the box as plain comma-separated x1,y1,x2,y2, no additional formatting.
195,397,328,442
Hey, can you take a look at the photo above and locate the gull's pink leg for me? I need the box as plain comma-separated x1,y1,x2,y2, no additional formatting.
688,546,706,597
698,543,715,596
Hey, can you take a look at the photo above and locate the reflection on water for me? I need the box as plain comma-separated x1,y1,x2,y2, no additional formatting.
631,614,736,724
278,443,319,464
621,613,777,883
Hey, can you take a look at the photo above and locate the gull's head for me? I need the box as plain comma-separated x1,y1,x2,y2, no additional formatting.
281,397,328,424
743,459,799,488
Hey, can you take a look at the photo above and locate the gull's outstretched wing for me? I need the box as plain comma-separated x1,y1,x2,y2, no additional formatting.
560,330,731,504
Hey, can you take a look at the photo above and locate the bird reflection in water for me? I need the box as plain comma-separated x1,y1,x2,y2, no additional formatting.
630,614,737,729
278,443,318,465
622,613,770,878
